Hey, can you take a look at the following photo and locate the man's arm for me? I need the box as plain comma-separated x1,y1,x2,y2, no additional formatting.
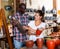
11,19,26,34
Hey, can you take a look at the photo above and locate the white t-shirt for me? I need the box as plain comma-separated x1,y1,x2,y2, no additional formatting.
28,21,47,41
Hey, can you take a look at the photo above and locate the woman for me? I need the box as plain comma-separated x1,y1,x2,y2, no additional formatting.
27,10,47,41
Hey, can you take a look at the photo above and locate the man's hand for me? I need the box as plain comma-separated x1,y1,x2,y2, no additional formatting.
23,26,29,30
11,19,19,26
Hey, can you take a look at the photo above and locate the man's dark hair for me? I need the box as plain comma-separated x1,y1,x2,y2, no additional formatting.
19,3,26,9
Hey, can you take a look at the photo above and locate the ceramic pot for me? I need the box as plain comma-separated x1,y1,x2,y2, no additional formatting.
25,40,34,48
46,39,55,49
53,38,60,46
36,38,43,49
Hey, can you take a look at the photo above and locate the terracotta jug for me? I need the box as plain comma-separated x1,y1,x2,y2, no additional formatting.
46,39,55,49
53,38,60,46
36,38,43,49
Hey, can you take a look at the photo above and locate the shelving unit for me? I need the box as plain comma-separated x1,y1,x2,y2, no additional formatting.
0,9,14,49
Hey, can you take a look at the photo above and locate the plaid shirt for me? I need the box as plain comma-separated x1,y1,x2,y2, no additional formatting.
12,12,29,42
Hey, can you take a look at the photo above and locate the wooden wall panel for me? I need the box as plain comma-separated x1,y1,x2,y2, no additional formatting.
53,0,56,9
0,0,1,9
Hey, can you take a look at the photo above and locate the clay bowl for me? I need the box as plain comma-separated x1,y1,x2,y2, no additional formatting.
25,40,34,48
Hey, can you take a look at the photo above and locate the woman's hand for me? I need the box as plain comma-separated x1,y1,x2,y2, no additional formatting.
27,27,36,35
23,26,29,30
29,28,36,33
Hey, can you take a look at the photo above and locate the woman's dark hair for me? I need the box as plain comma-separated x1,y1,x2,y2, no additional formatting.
35,10,45,22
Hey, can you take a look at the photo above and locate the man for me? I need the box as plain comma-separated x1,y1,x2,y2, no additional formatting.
11,3,29,49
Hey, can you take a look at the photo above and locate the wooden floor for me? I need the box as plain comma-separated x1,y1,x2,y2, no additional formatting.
21,44,47,49
21,44,60,49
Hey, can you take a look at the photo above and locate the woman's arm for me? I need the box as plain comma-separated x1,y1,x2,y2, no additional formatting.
23,26,36,35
